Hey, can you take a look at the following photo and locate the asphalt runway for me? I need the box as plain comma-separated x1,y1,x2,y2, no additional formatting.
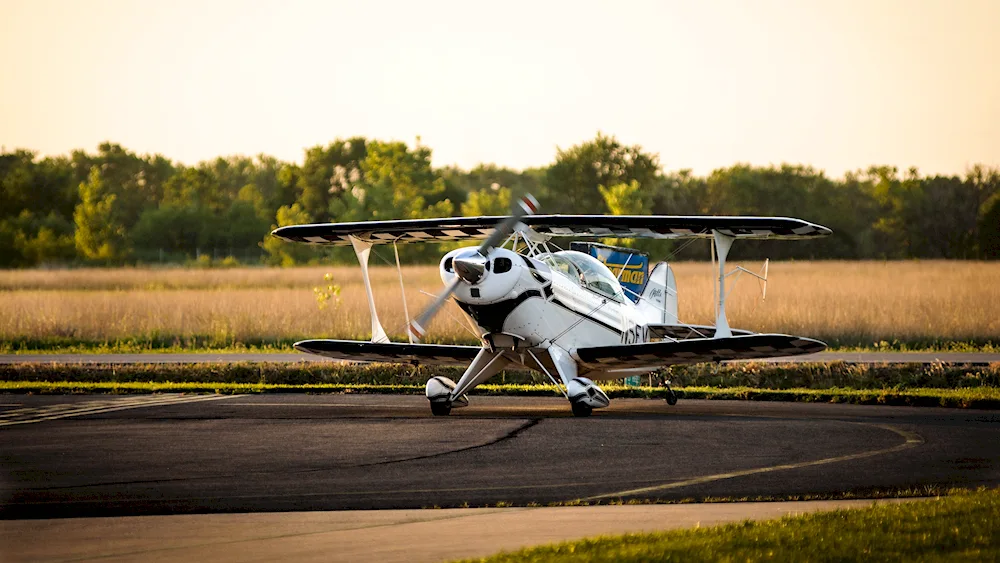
1,395,997,520
2,351,999,364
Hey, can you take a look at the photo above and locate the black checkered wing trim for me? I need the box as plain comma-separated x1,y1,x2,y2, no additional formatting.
294,340,482,366
575,334,827,369
271,215,832,246
524,215,832,240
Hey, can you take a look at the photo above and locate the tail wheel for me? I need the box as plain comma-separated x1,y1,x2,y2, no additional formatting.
430,402,452,416
571,401,593,417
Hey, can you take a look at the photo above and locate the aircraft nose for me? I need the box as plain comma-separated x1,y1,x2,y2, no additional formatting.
453,253,488,284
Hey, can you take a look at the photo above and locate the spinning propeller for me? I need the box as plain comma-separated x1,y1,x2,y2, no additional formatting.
407,194,538,343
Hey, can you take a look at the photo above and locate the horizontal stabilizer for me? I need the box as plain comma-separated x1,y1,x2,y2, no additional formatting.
273,215,832,246
648,324,754,340
574,334,827,370
295,339,481,366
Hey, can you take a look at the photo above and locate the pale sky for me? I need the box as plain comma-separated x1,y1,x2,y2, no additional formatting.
2,0,997,177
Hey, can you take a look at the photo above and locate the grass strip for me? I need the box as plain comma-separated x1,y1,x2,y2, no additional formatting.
507,485,962,508
459,488,1000,563
2,361,999,390
2,381,998,408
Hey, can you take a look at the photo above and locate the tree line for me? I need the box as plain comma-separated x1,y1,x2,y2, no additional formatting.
1,133,998,268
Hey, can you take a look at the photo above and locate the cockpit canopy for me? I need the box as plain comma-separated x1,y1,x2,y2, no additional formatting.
539,251,626,302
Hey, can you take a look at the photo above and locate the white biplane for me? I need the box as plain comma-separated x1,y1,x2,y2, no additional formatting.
272,196,832,417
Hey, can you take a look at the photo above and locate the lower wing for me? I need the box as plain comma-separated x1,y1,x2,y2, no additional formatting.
573,334,827,370
294,340,481,366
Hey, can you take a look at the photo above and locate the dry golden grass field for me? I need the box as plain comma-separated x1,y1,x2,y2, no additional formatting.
1,261,998,349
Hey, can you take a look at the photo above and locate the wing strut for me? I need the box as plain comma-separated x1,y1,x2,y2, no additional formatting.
392,241,413,344
712,230,770,340
349,235,390,344
712,230,735,339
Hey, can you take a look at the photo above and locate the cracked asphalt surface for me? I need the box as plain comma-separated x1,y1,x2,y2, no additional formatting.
1,394,997,519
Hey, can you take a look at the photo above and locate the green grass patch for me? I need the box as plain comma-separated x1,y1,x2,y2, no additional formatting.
2,361,999,408
461,488,1000,563
665,361,1000,390
3,361,998,390
0,361,472,385
523,485,961,508
670,386,1000,409
2,380,998,408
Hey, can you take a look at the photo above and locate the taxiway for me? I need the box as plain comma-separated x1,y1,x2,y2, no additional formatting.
1,395,997,519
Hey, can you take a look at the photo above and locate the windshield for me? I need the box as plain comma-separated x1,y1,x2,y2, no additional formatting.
540,251,626,302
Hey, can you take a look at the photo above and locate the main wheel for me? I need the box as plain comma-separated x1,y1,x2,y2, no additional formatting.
430,402,452,416
666,391,678,406
571,401,593,417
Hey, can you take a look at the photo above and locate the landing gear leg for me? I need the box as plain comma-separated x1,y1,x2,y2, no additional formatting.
425,349,506,417
655,371,678,406
665,381,678,406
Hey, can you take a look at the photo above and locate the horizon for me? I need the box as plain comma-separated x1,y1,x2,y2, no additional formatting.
2,136,996,182
3,0,998,177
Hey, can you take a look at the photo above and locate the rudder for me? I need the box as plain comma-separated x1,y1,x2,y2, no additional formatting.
637,262,678,324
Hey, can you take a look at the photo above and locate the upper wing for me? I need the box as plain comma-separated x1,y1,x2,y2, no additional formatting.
272,215,832,246
574,334,827,370
294,339,481,366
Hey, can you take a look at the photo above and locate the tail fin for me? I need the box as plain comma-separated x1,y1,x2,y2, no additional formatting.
637,262,678,324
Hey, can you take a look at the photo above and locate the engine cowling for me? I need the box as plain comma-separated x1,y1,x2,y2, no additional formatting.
439,247,526,305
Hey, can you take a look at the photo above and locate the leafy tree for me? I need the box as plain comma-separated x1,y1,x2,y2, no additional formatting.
697,164,867,260
0,151,77,265
598,180,671,257
546,133,660,213
162,167,226,213
252,155,298,212
979,191,1000,260
234,184,272,223
652,169,706,214
0,220,24,266
461,186,512,216
967,165,1000,259
296,138,368,222
0,150,42,220
347,140,453,219
224,199,271,252
440,163,544,208
262,203,320,266
84,143,168,229
599,180,649,216
3,139,1000,266
74,167,128,262
0,151,77,222
131,204,216,260
17,211,75,264
325,140,455,262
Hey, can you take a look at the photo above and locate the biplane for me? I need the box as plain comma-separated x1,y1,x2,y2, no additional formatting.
271,196,832,416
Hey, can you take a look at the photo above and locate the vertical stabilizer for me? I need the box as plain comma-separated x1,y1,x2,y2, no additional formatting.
637,262,678,324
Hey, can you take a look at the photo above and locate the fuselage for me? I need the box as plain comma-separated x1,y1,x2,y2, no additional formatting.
440,246,650,377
